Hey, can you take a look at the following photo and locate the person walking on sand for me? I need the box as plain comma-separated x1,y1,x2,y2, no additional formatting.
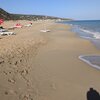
87,88,100,100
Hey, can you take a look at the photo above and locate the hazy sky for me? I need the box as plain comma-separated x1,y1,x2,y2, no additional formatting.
0,0,100,20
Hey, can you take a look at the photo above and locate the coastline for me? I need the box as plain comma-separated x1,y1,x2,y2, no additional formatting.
79,55,100,70
0,21,100,100
69,24,100,69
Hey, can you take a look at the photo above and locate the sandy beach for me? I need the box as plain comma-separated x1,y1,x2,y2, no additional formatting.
0,20,100,100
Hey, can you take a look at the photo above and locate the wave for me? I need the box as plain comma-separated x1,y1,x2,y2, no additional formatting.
79,55,100,70
66,23,100,39
79,36,93,39
78,28,100,39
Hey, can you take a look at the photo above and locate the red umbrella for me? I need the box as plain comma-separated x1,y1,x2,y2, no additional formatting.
0,19,4,25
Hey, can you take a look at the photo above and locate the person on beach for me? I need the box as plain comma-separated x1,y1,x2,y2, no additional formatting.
87,88,100,100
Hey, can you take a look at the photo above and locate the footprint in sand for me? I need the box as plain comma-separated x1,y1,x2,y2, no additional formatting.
3,71,12,75
5,90,17,95
19,88,38,100
0,60,4,64
8,78,16,84
0,57,4,64
19,93,33,100
50,83,56,90
20,69,28,76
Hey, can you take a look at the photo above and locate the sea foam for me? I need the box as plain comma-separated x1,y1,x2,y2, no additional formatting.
80,28,100,39
79,55,100,70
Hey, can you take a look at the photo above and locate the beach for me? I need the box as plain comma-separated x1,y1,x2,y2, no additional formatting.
0,20,100,100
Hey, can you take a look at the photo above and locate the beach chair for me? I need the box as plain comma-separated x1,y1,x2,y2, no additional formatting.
14,23,23,28
24,22,32,27
0,31,15,36
9,23,23,29
0,29,7,32
0,28,15,36
40,29,50,32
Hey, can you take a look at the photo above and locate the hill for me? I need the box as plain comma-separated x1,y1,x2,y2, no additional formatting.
0,8,14,20
0,8,71,21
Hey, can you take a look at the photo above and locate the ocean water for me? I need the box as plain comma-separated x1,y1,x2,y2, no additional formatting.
62,20,100,40
60,20,100,70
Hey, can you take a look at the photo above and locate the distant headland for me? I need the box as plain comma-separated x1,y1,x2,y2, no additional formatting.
0,8,72,21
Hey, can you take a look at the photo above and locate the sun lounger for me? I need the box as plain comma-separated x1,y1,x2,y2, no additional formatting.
14,25,22,28
24,24,32,27
0,31,15,36
9,26,22,30
10,23,23,29
40,29,50,32
0,28,15,36
24,22,32,27
0,29,7,32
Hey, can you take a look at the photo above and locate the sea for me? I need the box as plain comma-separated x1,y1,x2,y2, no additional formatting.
60,20,100,70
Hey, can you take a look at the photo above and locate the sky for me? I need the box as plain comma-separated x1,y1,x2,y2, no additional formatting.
0,0,100,20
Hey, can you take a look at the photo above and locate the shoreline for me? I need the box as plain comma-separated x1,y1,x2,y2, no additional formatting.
79,55,100,70
67,23,100,70
0,20,100,100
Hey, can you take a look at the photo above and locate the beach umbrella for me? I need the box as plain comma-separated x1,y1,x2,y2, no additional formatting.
0,19,4,25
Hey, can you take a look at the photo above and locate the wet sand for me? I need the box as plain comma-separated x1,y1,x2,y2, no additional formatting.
0,21,100,100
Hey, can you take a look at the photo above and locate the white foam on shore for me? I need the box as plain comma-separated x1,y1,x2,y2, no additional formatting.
63,21,100,40
79,55,100,70
80,28,100,39
72,25,100,39
80,36,93,39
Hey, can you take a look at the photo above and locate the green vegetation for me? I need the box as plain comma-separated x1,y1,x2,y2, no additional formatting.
0,8,71,21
